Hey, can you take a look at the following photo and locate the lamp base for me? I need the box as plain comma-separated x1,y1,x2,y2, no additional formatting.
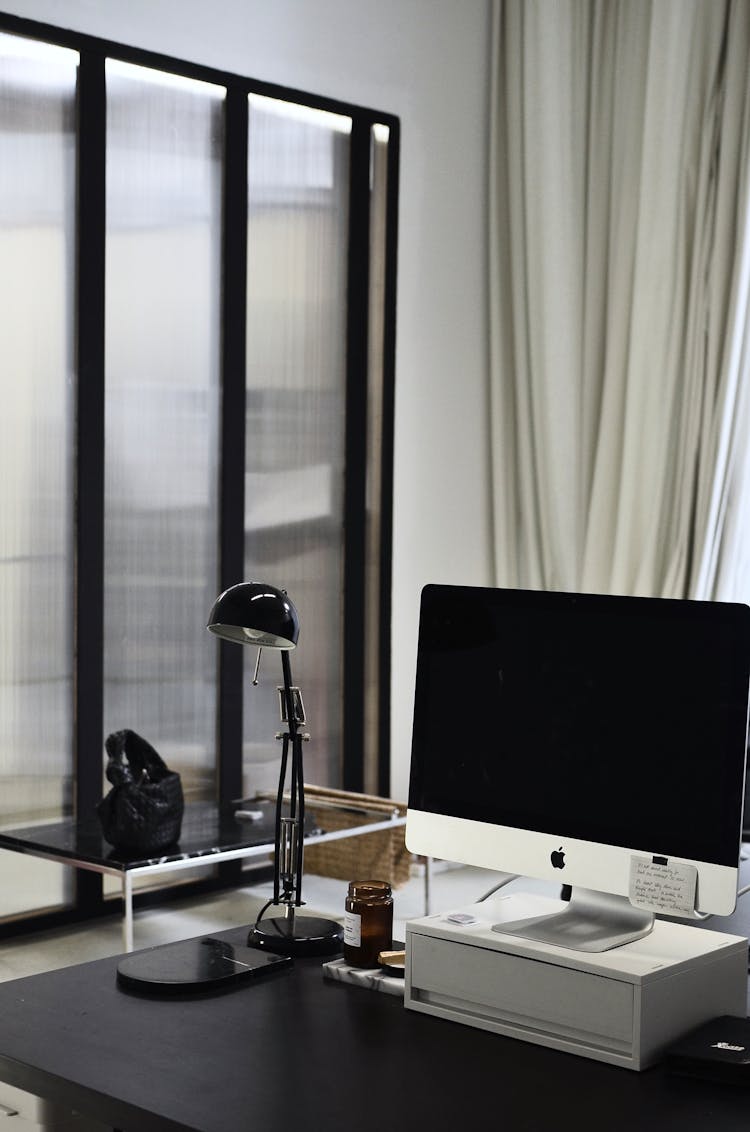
116,935,292,994
249,913,344,957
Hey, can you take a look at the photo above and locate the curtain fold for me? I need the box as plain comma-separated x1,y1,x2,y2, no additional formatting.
488,0,750,600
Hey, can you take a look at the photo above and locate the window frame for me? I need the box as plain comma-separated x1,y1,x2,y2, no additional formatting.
0,11,398,930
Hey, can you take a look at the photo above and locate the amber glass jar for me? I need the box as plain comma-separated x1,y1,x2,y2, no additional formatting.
343,879,393,967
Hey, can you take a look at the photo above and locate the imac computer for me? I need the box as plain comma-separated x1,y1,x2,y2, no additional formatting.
406,584,750,952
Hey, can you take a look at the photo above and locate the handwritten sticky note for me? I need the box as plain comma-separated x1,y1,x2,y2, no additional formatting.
628,856,698,915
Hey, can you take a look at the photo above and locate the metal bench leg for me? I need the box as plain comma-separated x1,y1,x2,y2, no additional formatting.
123,872,134,952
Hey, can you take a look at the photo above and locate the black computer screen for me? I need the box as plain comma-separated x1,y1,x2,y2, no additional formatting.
408,586,750,867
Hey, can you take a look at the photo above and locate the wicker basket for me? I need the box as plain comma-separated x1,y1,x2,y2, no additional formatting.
303,785,412,889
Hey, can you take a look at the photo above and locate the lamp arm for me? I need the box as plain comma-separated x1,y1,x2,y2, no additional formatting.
281,650,306,908
273,732,289,907
281,650,298,741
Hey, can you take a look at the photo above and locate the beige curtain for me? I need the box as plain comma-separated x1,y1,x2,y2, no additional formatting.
488,0,750,600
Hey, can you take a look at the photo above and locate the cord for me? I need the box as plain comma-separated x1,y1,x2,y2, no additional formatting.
475,873,519,901
254,897,276,926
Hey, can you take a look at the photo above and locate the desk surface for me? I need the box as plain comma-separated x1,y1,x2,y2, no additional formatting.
1,923,750,1132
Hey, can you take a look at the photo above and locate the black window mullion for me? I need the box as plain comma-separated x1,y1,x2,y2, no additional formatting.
216,85,249,807
342,121,372,794
74,51,106,910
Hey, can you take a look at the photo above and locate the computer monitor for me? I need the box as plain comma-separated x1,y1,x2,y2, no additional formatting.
406,584,750,951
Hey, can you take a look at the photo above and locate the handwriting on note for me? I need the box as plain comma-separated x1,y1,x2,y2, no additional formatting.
628,856,697,915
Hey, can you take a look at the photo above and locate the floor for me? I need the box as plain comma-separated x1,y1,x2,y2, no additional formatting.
0,861,504,983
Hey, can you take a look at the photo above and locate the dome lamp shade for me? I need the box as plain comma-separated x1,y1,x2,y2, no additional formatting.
206,582,300,650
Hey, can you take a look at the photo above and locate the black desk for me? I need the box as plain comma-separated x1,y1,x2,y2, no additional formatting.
1,922,750,1132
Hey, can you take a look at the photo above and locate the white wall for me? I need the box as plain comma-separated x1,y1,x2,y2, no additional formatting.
3,0,495,800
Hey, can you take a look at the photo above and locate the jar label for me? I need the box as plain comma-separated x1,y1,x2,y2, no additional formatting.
344,910,362,948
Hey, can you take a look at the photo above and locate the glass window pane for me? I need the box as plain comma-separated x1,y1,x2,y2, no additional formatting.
243,96,351,795
0,33,77,914
104,62,224,800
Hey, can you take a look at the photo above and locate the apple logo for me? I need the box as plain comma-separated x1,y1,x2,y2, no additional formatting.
550,846,565,869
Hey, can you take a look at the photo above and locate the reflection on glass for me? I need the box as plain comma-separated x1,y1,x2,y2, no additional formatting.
244,95,351,794
0,33,77,913
104,61,224,799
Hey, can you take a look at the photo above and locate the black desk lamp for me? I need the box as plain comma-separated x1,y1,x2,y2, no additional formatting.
206,581,343,958
115,582,343,994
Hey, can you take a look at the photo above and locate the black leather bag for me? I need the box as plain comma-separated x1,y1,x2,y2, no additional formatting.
97,729,184,855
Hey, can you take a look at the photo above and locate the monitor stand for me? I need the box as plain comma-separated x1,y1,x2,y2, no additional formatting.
492,886,655,952
405,895,748,1069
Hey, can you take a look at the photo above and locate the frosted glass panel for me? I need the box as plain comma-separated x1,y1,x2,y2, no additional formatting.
104,62,224,798
244,95,351,794
0,34,77,834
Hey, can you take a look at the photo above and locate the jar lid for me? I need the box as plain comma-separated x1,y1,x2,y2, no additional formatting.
347,879,392,899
